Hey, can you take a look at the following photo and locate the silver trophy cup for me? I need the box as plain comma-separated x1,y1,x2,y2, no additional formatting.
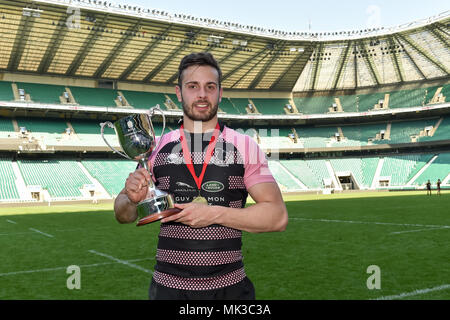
100,105,180,226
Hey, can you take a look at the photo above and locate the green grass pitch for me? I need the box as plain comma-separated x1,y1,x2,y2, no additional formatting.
1,191,449,300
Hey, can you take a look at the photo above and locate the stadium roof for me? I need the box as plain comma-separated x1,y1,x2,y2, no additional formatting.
0,0,449,92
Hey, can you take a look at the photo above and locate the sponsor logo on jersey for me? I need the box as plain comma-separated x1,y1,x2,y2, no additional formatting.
202,181,224,192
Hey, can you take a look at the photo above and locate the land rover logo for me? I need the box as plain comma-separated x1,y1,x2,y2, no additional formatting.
201,181,224,192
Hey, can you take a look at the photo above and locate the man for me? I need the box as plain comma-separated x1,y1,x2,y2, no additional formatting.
437,179,441,196
426,180,432,196
114,52,288,300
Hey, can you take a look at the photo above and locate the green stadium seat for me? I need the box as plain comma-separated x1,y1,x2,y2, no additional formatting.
388,88,426,108
414,152,450,186
293,96,334,114
0,158,20,201
82,159,136,197
18,159,92,199
380,154,430,186
16,82,65,105
120,90,167,110
279,159,322,189
251,98,290,115
0,81,14,101
268,160,305,191
69,86,119,107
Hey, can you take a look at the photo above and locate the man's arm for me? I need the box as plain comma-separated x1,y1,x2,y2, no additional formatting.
114,168,151,224
161,182,288,233
114,189,138,224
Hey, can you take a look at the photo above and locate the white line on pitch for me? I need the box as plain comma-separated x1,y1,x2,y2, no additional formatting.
28,228,54,238
0,231,37,236
88,250,153,275
374,284,450,300
0,258,153,277
390,227,449,235
289,217,450,229
6,219,17,224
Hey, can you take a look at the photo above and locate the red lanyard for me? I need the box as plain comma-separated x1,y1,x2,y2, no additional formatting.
179,123,220,191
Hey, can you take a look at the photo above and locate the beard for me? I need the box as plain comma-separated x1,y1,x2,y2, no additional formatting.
181,97,219,122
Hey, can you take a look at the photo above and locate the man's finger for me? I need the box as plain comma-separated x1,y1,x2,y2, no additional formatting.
161,211,183,223
137,168,151,180
174,203,190,209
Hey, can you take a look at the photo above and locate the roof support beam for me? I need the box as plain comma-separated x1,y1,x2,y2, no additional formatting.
143,29,203,83
427,25,450,47
229,52,270,88
164,43,254,86
396,33,449,75
354,43,358,88
269,45,314,91
65,13,109,76
166,44,214,84
393,35,427,80
221,48,268,82
7,14,36,71
357,41,381,86
38,16,71,74
248,40,286,89
93,20,142,78
309,43,323,90
118,25,172,81
216,36,257,67
387,37,405,82
433,23,449,38
331,41,351,90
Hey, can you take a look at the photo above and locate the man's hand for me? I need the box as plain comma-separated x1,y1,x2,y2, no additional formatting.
161,202,221,228
125,168,151,204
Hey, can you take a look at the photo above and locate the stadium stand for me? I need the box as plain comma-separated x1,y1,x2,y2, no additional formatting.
15,82,66,105
0,158,20,201
251,98,291,115
0,117,15,137
82,159,137,197
379,154,432,186
1,80,449,116
18,159,92,199
68,86,120,107
0,81,14,101
120,90,167,110
267,161,305,191
279,159,323,189
413,152,450,186
0,1,448,203
388,119,437,144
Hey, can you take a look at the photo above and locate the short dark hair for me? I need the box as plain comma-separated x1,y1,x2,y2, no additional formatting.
177,52,222,88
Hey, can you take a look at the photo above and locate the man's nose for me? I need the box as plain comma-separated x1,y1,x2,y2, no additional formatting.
197,86,207,98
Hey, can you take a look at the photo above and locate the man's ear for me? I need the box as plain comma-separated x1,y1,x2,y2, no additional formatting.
218,86,223,103
175,85,182,102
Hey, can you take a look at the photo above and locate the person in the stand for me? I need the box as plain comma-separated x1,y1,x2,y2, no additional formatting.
114,52,288,300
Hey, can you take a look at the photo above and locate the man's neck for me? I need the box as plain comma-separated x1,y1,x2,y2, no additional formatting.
182,116,218,133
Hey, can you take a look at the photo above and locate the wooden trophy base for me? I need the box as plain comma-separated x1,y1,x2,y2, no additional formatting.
136,208,181,226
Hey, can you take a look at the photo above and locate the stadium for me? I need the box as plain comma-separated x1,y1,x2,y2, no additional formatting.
0,0,449,301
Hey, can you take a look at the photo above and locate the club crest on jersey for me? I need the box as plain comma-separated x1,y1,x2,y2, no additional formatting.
201,181,224,193
167,153,183,164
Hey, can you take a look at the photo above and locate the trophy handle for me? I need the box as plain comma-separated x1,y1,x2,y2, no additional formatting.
148,104,166,154
100,121,132,160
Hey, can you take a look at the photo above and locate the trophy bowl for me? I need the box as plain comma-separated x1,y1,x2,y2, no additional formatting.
100,106,180,226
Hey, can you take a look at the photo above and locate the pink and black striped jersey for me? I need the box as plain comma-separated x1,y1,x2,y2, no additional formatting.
147,123,275,291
